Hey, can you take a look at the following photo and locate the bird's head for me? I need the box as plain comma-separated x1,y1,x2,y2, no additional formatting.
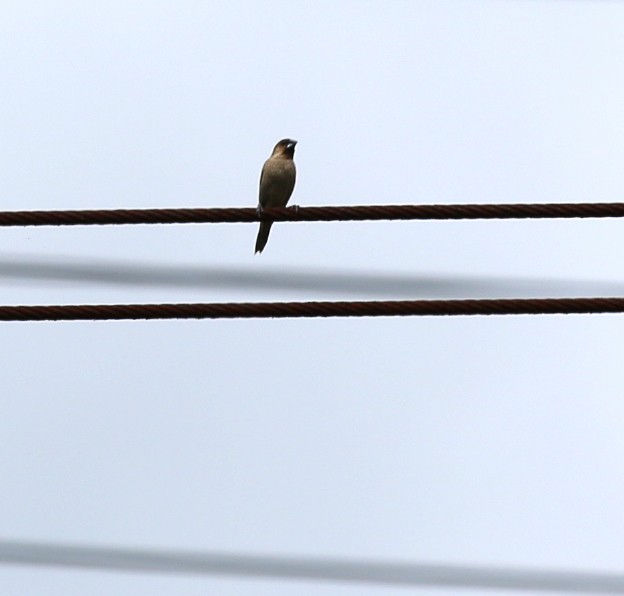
273,138,297,159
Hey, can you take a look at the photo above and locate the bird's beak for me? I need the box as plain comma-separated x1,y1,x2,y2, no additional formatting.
287,140,297,149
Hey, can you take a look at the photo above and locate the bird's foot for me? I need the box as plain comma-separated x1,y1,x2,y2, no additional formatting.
256,204,264,218
289,204,300,213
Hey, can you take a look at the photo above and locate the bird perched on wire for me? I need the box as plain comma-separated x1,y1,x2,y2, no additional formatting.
255,138,297,254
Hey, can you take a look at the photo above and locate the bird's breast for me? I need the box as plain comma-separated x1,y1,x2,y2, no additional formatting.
259,159,296,208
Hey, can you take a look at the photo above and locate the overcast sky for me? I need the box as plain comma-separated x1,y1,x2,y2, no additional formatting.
2,1,624,594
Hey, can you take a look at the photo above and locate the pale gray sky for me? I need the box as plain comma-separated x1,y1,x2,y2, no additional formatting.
2,1,624,594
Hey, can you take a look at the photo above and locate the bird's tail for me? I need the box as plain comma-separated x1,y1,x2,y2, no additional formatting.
254,221,273,254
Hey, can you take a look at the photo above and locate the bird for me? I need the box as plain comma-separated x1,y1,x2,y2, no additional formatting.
254,138,297,254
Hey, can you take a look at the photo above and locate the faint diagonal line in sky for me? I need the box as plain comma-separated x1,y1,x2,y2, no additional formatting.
0,540,623,592
0,254,623,298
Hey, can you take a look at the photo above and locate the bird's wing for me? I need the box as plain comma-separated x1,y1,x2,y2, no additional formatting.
258,159,274,207
259,163,266,192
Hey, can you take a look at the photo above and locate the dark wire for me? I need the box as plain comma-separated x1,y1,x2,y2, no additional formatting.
1,202,624,226
1,297,624,321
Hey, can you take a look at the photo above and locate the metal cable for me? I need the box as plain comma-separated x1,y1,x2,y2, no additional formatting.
1,202,624,226
1,297,624,321
0,540,622,592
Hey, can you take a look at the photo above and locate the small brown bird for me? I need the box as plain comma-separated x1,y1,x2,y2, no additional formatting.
254,138,297,254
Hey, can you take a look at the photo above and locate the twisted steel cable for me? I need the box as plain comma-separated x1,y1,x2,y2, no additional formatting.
1,202,624,226
1,298,624,321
